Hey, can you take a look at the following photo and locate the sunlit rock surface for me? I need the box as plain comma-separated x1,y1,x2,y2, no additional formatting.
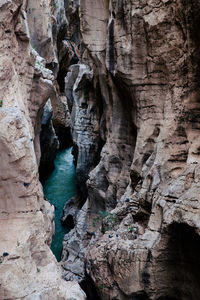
1,0,200,299
62,0,200,299
0,0,85,299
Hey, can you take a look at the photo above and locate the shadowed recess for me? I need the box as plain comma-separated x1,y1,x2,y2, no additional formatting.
157,223,200,300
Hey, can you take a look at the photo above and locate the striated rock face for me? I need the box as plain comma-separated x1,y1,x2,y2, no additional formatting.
1,0,200,298
61,63,102,283
62,0,200,299
66,64,102,202
0,0,85,299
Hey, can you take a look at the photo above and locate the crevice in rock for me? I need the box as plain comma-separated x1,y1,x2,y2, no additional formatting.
57,68,69,93
108,18,115,73
72,142,79,167
79,274,101,300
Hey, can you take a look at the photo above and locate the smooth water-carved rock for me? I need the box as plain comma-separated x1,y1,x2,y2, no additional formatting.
61,0,200,299
27,0,57,65
0,1,85,299
62,63,103,281
51,95,72,149
84,1,200,299
2,0,200,298
65,64,102,204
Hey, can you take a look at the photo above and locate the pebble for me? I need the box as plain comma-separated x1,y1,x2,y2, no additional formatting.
3,252,9,257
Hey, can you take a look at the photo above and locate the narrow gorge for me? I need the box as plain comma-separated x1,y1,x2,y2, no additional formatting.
42,147,76,261
0,0,200,300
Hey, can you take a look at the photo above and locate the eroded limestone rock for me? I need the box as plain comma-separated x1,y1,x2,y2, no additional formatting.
0,1,85,299
62,0,200,299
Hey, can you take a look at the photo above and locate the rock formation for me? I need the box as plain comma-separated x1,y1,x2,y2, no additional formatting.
1,0,200,299
39,100,59,179
0,0,85,299
62,0,200,299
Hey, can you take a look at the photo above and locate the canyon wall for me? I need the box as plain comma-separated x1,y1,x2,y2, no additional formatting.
62,0,200,299
1,0,200,299
0,0,85,299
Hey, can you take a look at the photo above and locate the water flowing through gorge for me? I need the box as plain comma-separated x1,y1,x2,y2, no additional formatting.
42,147,76,261
2,1,200,298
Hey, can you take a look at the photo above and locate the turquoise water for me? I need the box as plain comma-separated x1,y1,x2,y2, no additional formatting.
42,147,76,261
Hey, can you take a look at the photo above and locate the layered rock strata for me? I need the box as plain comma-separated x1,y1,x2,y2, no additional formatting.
0,0,85,299
1,0,200,299
62,0,200,299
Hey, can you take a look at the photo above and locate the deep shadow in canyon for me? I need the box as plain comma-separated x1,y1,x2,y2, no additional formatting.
37,0,200,299
163,223,200,300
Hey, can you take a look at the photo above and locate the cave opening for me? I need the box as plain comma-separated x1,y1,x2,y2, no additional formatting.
56,55,79,94
62,214,75,229
79,274,101,300
157,223,200,300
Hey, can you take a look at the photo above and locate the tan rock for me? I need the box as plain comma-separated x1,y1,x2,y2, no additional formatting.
62,0,200,299
0,1,85,299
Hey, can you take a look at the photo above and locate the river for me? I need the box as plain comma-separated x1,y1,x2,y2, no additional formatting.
42,147,76,261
